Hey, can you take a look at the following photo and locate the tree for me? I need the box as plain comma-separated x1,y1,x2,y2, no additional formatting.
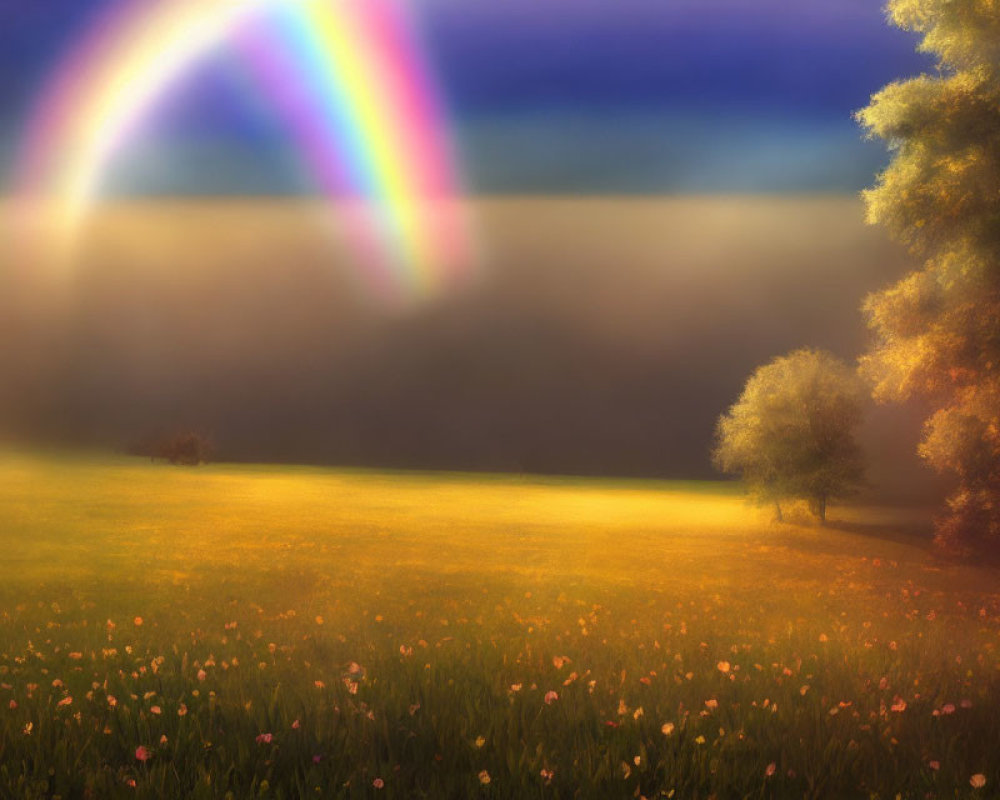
857,0,1000,554
713,349,866,523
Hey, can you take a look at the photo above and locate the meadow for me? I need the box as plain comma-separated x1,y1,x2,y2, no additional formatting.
0,450,998,799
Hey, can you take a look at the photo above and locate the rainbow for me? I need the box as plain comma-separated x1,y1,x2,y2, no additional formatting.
14,0,476,301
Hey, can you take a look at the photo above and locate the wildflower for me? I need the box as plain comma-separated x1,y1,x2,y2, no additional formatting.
929,761,940,771
150,706,161,715
315,616,324,625
540,768,554,783
135,745,151,762
509,683,522,693
704,699,718,710
22,722,32,735
107,695,118,708
57,696,73,707
694,735,706,745
478,770,491,785
800,685,810,696
661,722,675,736
818,633,828,642
544,690,558,705
961,699,973,709
314,680,326,689
475,736,486,748
197,669,207,682
8,700,16,710
890,698,907,713
765,763,776,777
256,733,273,744
292,719,301,729
941,703,955,715
312,755,322,764
372,778,384,789
408,703,420,715
633,707,644,720
133,617,143,627
717,661,731,673
177,703,187,717
971,774,987,789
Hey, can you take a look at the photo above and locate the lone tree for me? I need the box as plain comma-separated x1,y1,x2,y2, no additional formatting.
713,349,866,523
857,0,1000,554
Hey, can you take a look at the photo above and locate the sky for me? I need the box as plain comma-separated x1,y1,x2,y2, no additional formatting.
0,1,944,491
0,0,933,195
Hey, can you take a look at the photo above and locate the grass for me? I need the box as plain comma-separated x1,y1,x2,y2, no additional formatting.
0,449,997,798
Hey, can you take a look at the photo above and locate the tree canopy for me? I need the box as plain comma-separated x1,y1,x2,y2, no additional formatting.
858,0,1000,554
713,349,866,523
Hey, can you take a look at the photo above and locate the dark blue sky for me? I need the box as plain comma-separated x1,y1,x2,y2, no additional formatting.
0,0,932,194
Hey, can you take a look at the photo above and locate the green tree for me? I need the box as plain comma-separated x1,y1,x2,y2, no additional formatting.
713,349,866,523
857,0,1000,554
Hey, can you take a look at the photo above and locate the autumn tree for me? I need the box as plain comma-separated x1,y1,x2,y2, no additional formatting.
713,349,866,523
857,0,1000,554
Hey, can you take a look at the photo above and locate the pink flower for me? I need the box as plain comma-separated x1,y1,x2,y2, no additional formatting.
941,703,956,715
135,745,151,762
929,761,940,771
971,774,987,789
544,690,559,705
372,778,384,789
292,719,301,730
197,669,207,682
890,698,907,713
255,733,273,744
312,754,322,764
765,763,776,777
540,768,554,783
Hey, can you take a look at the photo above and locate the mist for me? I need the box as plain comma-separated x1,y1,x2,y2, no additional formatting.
0,195,940,498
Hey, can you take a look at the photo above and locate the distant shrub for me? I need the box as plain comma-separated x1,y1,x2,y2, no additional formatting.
127,431,213,466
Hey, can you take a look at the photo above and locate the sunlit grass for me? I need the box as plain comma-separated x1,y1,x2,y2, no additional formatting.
0,449,996,798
